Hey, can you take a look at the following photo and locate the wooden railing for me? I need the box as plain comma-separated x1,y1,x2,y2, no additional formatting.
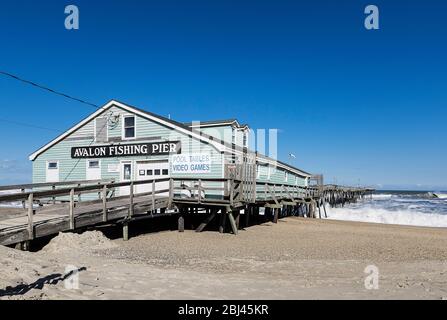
0,178,373,243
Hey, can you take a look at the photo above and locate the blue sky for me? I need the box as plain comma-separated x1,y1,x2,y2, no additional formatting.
0,0,446,190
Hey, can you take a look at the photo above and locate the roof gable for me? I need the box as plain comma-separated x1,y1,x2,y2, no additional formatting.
29,100,227,160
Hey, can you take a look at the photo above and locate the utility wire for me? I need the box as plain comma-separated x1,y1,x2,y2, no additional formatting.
0,70,106,132
0,71,100,109
0,70,111,181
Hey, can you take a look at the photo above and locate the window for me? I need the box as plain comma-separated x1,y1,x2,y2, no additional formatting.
95,117,108,142
123,164,132,180
162,169,169,176
48,162,58,170
154,169,161,175
267,166,271,180
231,127,236,144
295,176,298,185
256,165,261,179
88,160,100,169
123,116,135,139
243,132,248,147
147,170,153,176
139,170,146,176
284,171,288,182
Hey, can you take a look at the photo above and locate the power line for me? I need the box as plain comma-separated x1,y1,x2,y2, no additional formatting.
0,70,106,132
0,117,62,133
0,71,100,109
0,70,112,180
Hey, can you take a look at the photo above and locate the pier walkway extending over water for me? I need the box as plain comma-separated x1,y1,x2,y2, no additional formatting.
0,178,373,248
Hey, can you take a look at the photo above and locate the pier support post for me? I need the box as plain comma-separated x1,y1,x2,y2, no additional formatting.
235,210,240,230
265,207,271,222
123,222,129,241
227,209,238,236
219,210,227,234
317,200,322,219
195,209,217,233
15,241,30,251
178,209,185,233
273,208,279,224
245,206,250,228
322,199,328,218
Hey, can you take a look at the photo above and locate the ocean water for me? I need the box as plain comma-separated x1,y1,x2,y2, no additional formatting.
325,190,447,228
0,190,24,208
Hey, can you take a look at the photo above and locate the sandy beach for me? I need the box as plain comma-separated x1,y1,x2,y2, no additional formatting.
1,217,447,300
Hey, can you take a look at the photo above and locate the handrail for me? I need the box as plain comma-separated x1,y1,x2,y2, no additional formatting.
0,177,373,204
0,179,114,192
0,178,170,202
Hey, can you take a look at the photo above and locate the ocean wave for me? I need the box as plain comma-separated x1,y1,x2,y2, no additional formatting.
324,205,447,228
370,194,393,200
0,190,25,208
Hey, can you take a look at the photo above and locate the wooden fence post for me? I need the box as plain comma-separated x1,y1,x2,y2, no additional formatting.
27,193,34,240
152,179,156,213
129,181,134,218
69,188,75,230
102,184,108,222
230,180,234,206
168,178,174,209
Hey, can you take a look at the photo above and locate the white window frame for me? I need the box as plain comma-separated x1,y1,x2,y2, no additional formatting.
46,161,60,183
122,115,136,140
87,159,101,169
47,161,59,170
94,117,109,142
86,159,102,180
120,160,134,181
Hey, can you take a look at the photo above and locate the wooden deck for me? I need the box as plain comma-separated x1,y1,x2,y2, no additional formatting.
0,178,373,247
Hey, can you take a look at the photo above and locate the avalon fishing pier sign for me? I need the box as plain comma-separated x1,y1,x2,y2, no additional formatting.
71,142,181,158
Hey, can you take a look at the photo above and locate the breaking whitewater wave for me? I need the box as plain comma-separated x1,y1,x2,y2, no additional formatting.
0,189,24,208
324,191,447,228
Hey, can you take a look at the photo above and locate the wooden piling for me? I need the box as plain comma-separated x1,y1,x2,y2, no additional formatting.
219,210,227,234
227,210,238,235
123,222,129,241
273,208,279,224
27,193,34,240
178,209,185,233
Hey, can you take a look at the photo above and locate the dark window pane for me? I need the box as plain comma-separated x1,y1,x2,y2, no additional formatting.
154,169,161,175
89,161,100,169
147,170,153,176
125,127,135,138
124,116,135,127
162,169,169,175
48,162,58,169
123,164,132,180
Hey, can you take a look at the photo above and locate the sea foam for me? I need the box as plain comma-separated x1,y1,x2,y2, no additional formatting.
324,198,447,228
